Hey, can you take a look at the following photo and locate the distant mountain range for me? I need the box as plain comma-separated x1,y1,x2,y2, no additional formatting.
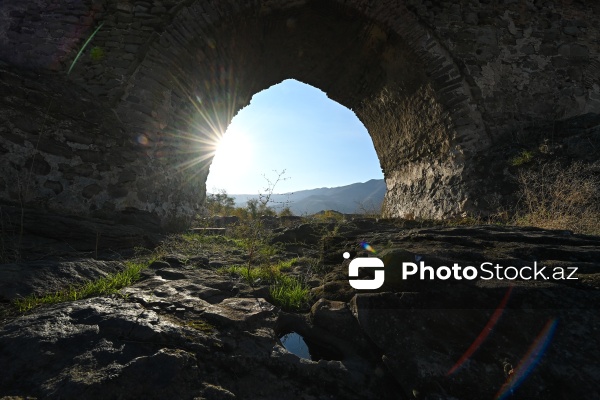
226,179,386,215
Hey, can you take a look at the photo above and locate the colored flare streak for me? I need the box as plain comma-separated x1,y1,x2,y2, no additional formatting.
447,286,513,376
495,318,558,400
360,241,376,254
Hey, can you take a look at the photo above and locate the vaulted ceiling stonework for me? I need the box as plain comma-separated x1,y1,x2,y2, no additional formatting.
1,0,598,227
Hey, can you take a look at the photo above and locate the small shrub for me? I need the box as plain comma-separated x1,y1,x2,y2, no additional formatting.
306,257,332,276
229,222,279,264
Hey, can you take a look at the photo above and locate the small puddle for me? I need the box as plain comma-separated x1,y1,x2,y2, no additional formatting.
280,332,311,359
279,331,342,361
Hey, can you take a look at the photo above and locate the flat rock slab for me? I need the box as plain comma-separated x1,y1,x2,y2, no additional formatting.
203,297,276,325
122,268,235,310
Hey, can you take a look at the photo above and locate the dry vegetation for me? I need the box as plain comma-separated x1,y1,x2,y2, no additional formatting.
514,161,600,235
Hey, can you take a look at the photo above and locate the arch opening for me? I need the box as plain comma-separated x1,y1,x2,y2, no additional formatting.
205,79,383,209
114,0,484,224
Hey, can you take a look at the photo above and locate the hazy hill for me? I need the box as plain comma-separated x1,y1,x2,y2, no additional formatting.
227,179,385,215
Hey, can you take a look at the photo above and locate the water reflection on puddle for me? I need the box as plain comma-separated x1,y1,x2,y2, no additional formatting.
280,332,311,359
279,331,342,361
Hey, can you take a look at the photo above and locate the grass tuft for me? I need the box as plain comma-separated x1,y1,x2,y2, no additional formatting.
14,260,149,313
219,259,309,311
219,258,298,285
269,276,311,311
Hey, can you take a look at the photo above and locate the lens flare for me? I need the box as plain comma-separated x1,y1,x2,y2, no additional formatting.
447,286,513,376
67,21,105,75
137,135,149,146
360,241,376,254
495,318,559,400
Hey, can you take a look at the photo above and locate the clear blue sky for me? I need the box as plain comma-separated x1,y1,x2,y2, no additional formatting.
205,79,383,194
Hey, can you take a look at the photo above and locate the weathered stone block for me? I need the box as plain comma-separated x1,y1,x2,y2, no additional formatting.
43,180,63,194
24,156,51,176
82,183,102,199
107,184,128,198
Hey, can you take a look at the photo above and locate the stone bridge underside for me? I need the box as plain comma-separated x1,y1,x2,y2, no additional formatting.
1,0,599,229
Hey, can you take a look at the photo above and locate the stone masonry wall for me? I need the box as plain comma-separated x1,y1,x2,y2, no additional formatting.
0,0,599,226
404,0,600,135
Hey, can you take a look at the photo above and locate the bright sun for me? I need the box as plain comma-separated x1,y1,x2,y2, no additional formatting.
211,126,253,173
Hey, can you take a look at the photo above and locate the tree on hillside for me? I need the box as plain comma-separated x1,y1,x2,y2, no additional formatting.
206,189,235,215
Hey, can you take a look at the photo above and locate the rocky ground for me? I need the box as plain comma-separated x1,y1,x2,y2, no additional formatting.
1,218,599,399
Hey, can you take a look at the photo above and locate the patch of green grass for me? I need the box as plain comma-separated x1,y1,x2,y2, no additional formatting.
163,232,280,261
510,150,534,166
275,258,297,271
14,260,149,313
219,258,298,285
219,259,309,310
269,275,311,311
180,233,240,246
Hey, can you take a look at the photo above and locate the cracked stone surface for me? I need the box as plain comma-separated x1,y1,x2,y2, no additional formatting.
1,222,599,399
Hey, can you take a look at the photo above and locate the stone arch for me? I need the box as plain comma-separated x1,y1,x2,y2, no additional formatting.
1,0,599,227
108,0,487,221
